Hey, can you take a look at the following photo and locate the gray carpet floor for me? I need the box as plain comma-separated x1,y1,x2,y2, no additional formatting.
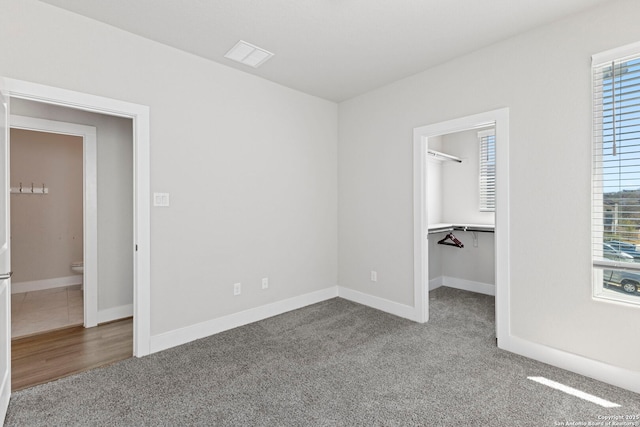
5,287,640,426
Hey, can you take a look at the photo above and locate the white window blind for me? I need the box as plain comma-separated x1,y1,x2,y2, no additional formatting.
479,129,496,212
592,48,640,271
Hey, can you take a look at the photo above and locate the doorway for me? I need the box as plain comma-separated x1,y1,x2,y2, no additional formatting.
10,128,85,337
7,102,136,390
9,116,98,335
413,108,510,345
2,77,151,358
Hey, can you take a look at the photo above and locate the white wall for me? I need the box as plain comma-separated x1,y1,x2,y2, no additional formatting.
440,129,495,225
10,100,134,313
0,0,338,336
426,135,443,225
338,0,640,373
438,231,495,285
10,129,83,285
427,236,442,281
426,159,443,225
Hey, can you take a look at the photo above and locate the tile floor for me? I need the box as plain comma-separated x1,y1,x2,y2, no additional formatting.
11,285,83,338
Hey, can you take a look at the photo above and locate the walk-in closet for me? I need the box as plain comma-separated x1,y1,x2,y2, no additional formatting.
427,127,496,297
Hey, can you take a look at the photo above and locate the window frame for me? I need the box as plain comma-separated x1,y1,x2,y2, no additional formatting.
478,129,496,212
592,41,640,306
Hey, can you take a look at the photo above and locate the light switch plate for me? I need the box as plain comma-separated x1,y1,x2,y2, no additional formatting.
153,192,170,207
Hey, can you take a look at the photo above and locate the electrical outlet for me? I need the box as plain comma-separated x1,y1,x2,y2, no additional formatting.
233,282,241,296
262,277,269,289
371,271,377,282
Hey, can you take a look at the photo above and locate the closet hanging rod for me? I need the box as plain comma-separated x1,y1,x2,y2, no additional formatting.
428,226,454,234
427,149,462,163
428,224,495,234
453,225,494,233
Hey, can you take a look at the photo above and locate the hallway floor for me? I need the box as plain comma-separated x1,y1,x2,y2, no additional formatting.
11,317,133,391
11,285,83,338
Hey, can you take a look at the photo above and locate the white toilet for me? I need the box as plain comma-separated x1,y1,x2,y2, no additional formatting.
71,261,84,290
71,261,84,274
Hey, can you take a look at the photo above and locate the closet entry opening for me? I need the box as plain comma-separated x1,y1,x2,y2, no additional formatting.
427,125,496,302
413,108,510,345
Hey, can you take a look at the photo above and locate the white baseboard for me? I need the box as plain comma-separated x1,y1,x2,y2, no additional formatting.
337,286,419,321
502,335,640,394
441,276,495,296
429,277,443,290
98,304,133,324
12,275,83,294
0,370,9,423
149,287,339,354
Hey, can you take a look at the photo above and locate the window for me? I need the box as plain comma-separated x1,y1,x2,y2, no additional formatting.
592,42,640,304
478,129,495,212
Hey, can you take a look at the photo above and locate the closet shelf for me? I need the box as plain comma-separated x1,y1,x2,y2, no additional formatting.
427,149,462,163
428,223,494,234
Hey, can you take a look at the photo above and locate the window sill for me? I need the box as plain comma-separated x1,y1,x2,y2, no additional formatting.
594,286,640,307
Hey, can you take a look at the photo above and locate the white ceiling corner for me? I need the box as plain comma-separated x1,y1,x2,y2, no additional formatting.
39,0,613,102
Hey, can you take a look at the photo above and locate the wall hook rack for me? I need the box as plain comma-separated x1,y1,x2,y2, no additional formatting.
10,182,49,195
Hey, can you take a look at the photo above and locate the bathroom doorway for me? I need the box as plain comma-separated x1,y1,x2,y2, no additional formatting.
7,99,139,391
9,126,89,337
8,98,136,324
0,78,150,412
7,101,135,389
2,77,151,358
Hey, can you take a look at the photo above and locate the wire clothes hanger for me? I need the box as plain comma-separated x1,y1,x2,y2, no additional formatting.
437,233,464,248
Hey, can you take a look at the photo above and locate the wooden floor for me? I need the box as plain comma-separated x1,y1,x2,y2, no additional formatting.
11,318,133,391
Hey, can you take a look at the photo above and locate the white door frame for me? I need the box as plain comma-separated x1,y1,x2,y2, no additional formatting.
9,115,98,327
3,78,151,357
0,81,11,423
413,108,510,345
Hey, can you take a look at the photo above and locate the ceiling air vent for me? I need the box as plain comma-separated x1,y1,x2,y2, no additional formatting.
224,40,274,68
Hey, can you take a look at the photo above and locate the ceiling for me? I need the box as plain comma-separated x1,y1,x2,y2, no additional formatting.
39,0,612,102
